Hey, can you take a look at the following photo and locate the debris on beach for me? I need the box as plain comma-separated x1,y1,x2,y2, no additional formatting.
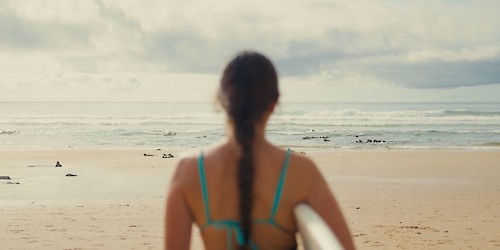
355,139,387,144
366,139,386,143
65,173,77,177
163,153,174,158
1,176,19,184
302,136,329,140
55,161,62,167
365,139,386,143
143,153,154,156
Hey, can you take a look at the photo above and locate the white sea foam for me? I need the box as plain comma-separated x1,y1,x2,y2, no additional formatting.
0,102,499,149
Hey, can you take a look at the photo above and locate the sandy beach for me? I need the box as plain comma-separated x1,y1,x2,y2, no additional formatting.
1,148,499,249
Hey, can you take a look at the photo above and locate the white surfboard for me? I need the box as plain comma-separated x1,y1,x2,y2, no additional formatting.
294,204,344,250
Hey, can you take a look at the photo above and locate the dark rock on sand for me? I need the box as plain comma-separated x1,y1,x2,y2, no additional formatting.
163,153,174,158
0,176,11,180
363,139,387,144
55,161,62,167
303,136,329,140
66,173,77,177
143,154,154,156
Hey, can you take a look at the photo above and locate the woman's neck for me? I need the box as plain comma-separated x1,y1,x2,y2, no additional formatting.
224,111,271,149
225,130,268,148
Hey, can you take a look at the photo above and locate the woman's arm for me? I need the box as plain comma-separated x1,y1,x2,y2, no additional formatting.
305,161,356,250
165,159,193,250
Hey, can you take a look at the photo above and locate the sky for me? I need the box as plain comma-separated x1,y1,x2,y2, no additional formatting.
1,0,499,102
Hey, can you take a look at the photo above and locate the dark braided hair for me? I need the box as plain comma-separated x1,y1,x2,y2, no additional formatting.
217,51,279,248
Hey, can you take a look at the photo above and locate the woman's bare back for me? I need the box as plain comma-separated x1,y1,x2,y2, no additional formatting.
178,141,319,249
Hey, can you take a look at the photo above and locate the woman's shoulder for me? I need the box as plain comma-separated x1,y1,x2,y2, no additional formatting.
288,150,319,174
262,146,318,173
170,146,225,185
170,151,201,187
287,150,324,191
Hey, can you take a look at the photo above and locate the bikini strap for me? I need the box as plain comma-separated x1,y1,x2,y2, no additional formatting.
269,148,292,221
197,152,212,223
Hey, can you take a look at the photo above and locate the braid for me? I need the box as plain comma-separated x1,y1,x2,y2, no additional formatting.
218,51,279,248
229,63,257,247
234,108,255,248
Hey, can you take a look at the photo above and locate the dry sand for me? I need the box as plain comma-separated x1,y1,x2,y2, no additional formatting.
1,148,499,249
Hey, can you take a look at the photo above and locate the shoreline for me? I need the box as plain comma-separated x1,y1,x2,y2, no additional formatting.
1,145,500,151
1,148,499,249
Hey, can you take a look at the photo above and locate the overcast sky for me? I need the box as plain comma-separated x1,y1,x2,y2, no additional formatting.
1,0,499,102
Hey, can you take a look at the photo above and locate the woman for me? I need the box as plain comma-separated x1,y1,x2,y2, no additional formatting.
165,51,355,249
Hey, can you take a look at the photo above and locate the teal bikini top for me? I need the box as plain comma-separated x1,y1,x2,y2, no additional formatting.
197,149,293,250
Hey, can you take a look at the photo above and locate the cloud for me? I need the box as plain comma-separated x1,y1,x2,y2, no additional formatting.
1,0,499,103
0,3,92,51
344,58,500,89
104,75,142,90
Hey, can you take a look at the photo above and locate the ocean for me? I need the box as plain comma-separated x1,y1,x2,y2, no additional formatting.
1,102,499,150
